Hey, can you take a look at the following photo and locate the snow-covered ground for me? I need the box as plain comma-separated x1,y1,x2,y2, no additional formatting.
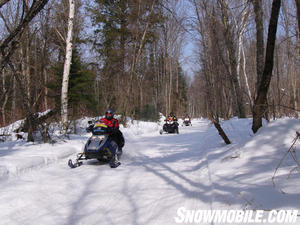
0,118,299,225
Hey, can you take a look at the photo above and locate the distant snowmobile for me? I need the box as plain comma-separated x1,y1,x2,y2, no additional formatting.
160,118,179,134
182,117,192,126
68,121,121,168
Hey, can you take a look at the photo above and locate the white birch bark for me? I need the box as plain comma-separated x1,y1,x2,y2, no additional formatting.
61,0,75,131
11,76,16,120
169,57,172,112
228,0,249,86
1,70,6,125
229,0,253,107
241,44,253,107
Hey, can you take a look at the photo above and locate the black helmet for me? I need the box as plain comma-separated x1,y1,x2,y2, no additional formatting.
170,112,174,117
105,109,114,120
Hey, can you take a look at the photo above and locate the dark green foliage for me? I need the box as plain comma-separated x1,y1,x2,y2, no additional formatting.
47,49,96,118
135,104,159,122
178,65,188,103
91,0,130,63
68,53,97,117
88,0,188,120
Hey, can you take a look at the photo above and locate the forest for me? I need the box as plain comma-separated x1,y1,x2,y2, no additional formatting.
0,0,299,142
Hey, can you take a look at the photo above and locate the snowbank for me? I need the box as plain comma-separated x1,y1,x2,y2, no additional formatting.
206,118,300,212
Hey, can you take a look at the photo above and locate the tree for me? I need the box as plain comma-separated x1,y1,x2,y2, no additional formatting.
90,0,165,119
252,0,281,133
0,0,49,71
61,0,75,132
296,0,300,39
252,0,265,91
191,0,231,144
0,0,49,141
218,0,246,118
48,49,96,124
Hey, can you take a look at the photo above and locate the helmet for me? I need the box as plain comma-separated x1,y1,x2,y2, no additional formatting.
105,109,114,120
170,112,174,117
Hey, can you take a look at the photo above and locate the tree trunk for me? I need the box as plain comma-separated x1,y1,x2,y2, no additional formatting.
296,0,300,39
169,57,172,112
165,57,168,115
25,30,31,106
294,0,299,115
11,76,16,121
24,0,34,142
43,67,48,110
252,0,281,133
241,44,253,108
218,0,246,118
61,0,75,132
1,70,7,125
252,0,265,92
211,117,231,144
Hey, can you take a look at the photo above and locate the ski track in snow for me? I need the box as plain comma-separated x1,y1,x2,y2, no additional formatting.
0,118,299,225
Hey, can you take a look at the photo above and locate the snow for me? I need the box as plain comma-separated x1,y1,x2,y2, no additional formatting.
0,117,299,225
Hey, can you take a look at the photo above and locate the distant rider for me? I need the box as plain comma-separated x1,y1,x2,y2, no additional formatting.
183,114,192,125
167,112,178,124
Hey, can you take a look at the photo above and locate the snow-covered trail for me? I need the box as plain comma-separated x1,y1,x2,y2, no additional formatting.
0,119,225,225
1,118,300,225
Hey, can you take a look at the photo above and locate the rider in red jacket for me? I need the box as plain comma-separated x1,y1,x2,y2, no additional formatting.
99,113,119,130
99,109,124,151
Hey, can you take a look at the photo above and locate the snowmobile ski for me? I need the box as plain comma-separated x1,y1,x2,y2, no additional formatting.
68,159,83,168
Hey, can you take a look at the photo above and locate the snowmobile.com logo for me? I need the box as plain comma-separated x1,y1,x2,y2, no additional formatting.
174,207,298,224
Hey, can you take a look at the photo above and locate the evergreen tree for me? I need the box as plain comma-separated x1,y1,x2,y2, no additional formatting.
47,49,96,119
89,0,164,117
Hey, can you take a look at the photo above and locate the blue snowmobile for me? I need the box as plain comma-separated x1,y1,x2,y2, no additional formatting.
68,121,121,168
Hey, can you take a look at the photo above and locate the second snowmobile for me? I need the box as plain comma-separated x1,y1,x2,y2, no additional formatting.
159,119,179,134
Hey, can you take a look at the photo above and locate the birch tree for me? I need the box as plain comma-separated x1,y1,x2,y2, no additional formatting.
61,0,75,132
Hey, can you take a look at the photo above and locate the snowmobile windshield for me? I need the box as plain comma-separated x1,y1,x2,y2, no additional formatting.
92,123,109,135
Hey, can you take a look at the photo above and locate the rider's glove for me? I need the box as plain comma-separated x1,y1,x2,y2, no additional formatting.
86,125,93,132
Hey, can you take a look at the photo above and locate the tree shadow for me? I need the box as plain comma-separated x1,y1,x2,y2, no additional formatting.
60,119,300,224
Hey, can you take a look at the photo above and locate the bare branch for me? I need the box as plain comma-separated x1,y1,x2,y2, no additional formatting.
0,0,49,71
0,0,10,9
272,132,300,187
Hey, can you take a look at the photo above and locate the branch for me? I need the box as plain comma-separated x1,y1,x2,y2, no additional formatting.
54,27,66,43
0,10,11,32
272,131,300,187
0,0,49,71
134,0,156,67
0,0,10,9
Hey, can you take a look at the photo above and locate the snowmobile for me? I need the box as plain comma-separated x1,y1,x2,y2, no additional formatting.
182,118,192,126
159,118,179,134
68,121,121,168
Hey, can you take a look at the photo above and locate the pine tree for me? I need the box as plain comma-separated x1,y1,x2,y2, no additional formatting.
48,49,96,120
